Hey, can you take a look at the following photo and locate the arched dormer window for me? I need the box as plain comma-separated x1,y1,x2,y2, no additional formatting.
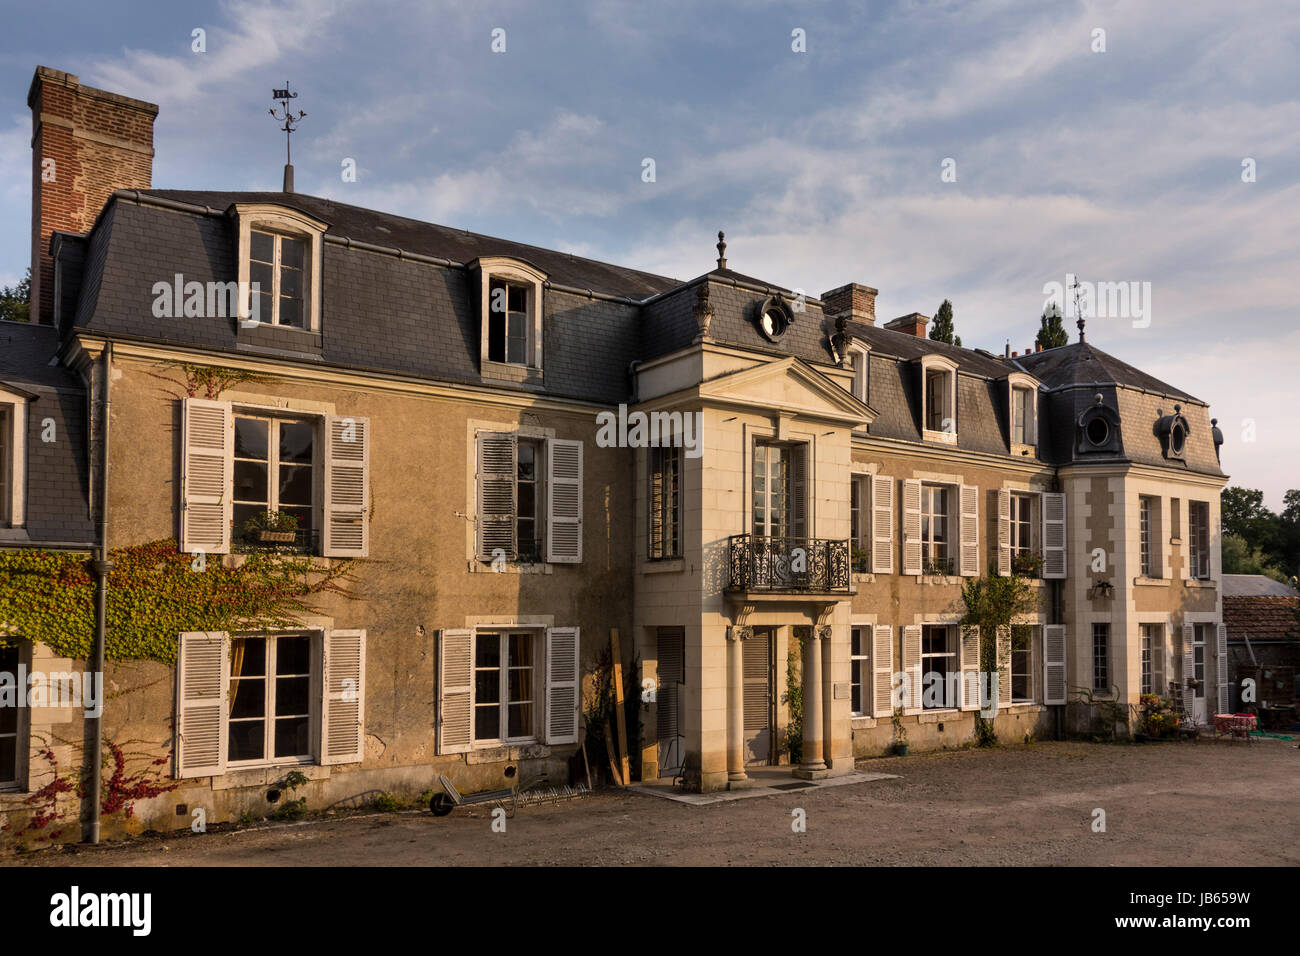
232,203,327,331
917,354,959,444
1006,371,1040,454
1154,404,1191,462
470,257,547,380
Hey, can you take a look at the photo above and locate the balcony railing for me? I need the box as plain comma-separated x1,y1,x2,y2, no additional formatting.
726,534,851,594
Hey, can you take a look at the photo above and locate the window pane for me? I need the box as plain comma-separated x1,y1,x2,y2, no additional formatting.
517,441,535,480
509,633,533,669
507,703,533,738
279,464,313,506
274,716,310,758
279,421,314,463
229,678,265,720
278,297,303,329
233,637,266,676
233,504,265,537
508,667,533,703
280,237,305,271
250,231,275,264
275,676,310,716
233,460,268,503
488,309,506,362
475,669,500,704
235,418,269,460
516,483,535,519
228,720,265,762
475,706,500,741
507,285,527,313
277,635,311,675
507,331,527,365
476,634,500,669
280,506,312,534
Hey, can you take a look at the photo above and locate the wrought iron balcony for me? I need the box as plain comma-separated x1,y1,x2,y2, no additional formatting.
726,534,852,594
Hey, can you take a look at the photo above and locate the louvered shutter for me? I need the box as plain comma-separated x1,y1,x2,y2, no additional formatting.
792,444,808,539
1042,491,1067,579
997,489,1011,576
1152,625,1166,695
872,624,894,717
175,631,228,778
1182,623,1196,717
180,399,232,555
321,628,365,765
901,479,922,575
872,475,893,574
1043,624,1066,705
996,626,1012,706
960,625,981,710
545,626,580,744
476,432,516,559
901,624,922,712
959,484,979,576
323,415,370,557
546,438,583,563
1216,623,1229,713
437,628,474,754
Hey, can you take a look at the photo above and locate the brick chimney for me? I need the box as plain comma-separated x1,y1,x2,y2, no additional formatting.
884,312,930,337
28,66,158,324
820,282,878,326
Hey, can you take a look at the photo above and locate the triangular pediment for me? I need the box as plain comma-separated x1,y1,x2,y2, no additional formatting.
698,356,875,426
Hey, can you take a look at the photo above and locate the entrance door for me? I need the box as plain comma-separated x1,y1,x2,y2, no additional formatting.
743,628,774,765
1192,625,1208,724
656,627,684,777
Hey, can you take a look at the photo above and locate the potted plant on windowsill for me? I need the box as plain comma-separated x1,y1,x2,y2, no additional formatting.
244,510,299,544
922,557,952,578
1011,550,1043,579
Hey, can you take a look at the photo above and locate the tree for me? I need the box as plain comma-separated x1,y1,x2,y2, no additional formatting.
958,572,1041,746
0,269,31,323
1221,533,1288,583
929,298,961,347
1035,301,1068,349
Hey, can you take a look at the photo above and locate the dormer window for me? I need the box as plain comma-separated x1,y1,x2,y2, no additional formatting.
1076,393,1122,456
847,343,869,404
232,203,327,333
918,355,958,444
472,257,547,381
0,387,30,529
1006,372,1040,454
1155,405,1191,462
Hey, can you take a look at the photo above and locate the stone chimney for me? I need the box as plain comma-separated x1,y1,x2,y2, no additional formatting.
884,312,930,337
28,66,158,324
820,282,878,326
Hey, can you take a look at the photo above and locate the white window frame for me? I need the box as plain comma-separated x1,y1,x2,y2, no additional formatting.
0,640,27,789
0,391,29,528
233,204,326,331
920,624,958,711
1188,500,1211,580
847,342,870,415
473,257,547,372
850,474,870,572
920,483,951,573
1010,492,1035,559
1140,623,1155,695
230,410,320,548
919,355,959,444
472,628,543,747
1006,372,1039,452
226,631,319,770
850,625,870,716
648,443,682,560
1010,624,1037,703
1092,622,1110,692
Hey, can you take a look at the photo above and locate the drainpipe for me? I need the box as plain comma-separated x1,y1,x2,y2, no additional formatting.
86,342,114,844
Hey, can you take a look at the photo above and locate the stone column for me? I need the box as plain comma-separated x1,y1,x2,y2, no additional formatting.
797,627,828,776
818,624,835,770
726,626,750,782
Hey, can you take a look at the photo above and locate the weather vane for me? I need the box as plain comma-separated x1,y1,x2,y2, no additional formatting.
269,82,306,191
1071,273,1086,343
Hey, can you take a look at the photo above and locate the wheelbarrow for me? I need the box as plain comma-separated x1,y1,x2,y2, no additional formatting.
429,772,590,818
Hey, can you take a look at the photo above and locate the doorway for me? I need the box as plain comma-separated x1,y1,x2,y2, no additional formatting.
656,627,684,778
743,627,775,765
1192,625,1208,724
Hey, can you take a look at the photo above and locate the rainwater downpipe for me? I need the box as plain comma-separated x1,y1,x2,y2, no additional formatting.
86,342,113,844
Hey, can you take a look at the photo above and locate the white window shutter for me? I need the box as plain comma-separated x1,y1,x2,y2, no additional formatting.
1043,624,1066,705
872,475,893,574
1042,491,1067,579
180,399,232,555
321,628,365,765
959,484,979,576
545,626,580,744
546,439,583,563
901,624,922,713
1216,622,1229,713
1153,626,1166,694
872,624,893,717
996,625,1012,705
997,489,1011,576
437,628,474,754
323,415,370,558
175,631,228,778
960,625,980,710
792,444,808,539
901,479,922,575
1182,623,1196,716
476,432,516,559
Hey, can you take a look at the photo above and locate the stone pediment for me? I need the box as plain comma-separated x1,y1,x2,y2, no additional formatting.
698,356,874,427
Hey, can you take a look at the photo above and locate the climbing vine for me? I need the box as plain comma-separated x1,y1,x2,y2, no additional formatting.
144,362,269,401
0,539,357,664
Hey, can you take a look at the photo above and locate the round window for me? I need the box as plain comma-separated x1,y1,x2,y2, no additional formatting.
1170,424,1185,454
1086,416,1110,446
759,307,786,340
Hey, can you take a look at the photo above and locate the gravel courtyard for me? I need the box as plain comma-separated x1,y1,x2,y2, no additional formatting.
13,739,1299,867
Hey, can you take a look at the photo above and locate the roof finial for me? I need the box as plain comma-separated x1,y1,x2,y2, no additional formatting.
716,230,727,270
1077,315,1086,343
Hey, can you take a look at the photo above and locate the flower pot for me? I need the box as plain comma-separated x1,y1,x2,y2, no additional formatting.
257,530,296,543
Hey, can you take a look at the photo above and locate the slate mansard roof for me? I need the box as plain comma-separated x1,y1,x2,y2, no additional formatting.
56,188,1221,475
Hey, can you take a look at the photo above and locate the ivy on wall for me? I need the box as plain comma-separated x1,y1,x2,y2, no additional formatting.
0,539,357,664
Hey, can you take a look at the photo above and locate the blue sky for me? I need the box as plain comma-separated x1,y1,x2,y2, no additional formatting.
1,0,1297,505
